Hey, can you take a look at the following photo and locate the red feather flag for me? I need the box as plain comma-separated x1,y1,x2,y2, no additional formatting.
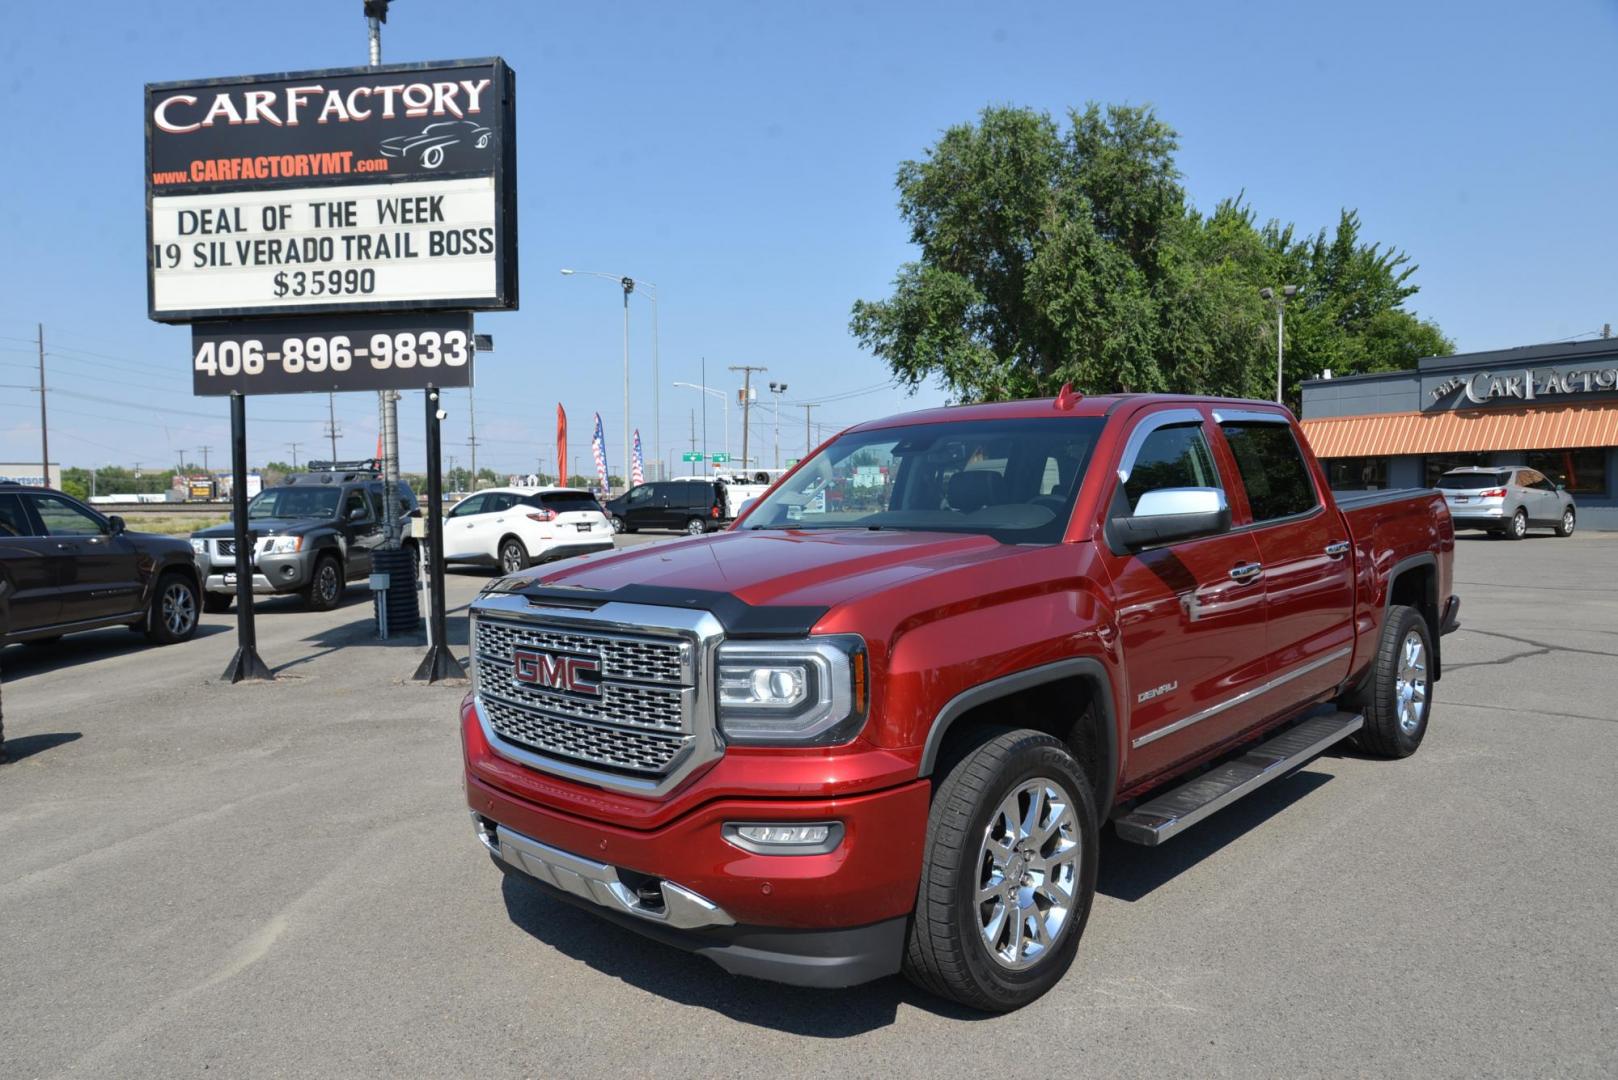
557,404,568,487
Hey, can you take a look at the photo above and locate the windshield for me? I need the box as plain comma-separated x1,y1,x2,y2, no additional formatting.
247,486,342,519
742,417,1104,543
1437,471,1510,490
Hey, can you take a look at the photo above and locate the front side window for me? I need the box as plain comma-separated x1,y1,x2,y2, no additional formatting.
31,493,105,536
447,494,487,519
344,490,371,521
625,485,653,505
1122,424,1221,511
1221,422,1319,522
742,417,1103,544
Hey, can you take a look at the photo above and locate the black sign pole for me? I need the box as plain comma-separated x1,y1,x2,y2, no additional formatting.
221,392,272,683
414,385,465,683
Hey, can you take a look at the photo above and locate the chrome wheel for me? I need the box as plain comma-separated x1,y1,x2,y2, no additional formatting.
161,582,196,636
976,777,1080,971
316,563,339,603
1562,509,1575,536
501,542,525,574
1395,630,1428,734
686,518,706,536
1512,510,1527,538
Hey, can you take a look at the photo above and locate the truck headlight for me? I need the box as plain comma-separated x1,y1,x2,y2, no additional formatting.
189,539,206,554
262,536,303,554
715,636,868,746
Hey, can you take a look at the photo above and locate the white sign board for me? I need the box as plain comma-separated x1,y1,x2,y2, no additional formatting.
150,176,497,317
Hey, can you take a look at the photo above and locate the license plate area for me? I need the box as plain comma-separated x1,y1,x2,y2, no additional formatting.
575,523,592,532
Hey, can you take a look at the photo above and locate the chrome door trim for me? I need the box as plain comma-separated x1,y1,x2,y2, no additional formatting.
1210,407,1292,425
1131,646,1353,749
1115,408,1208,484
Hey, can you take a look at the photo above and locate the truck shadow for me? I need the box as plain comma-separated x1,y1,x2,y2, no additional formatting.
1097,770,1333,902
0,731,82,763
498,876,990,1035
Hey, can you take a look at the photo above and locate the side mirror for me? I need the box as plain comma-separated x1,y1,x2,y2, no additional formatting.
1111,487,1230,550
348,506,367,521
107,514,127,535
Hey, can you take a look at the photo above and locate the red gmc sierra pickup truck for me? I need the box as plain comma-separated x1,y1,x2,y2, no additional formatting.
461,391,1458,1011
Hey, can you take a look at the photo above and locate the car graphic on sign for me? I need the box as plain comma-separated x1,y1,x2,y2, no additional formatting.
379,120,492,170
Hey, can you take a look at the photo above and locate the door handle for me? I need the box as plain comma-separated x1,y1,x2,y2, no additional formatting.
1324,540,1350,558
1229,562,1263,582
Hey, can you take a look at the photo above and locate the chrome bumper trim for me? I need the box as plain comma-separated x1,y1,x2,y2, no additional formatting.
478,815,735,931
1132,646,1353,749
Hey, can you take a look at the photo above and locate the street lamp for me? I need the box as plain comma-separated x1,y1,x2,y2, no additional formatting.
767,382,788,469
1260,285,1299,404
673,381,729,473
561,268,660,484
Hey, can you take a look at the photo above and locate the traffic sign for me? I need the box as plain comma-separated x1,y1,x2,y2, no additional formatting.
710,452,730,463
681,451,702,462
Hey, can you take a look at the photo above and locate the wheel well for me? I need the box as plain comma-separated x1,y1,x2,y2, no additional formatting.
923,667,1117,815
498,533,525,552
1389,562,1440,677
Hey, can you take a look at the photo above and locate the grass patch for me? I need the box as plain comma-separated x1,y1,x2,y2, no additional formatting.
124,513,228,536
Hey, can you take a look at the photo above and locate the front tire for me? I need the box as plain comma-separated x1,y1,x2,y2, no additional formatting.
1348,604,1432,758
1506,508,1528,540
1556,507,1576,537
303,555,343,612
147,573,199,644
499,537,530,574
903,728,1098,1012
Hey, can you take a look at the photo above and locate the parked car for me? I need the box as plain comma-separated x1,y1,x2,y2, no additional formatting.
461,392,1459,1011
191,467,418,612
442,487,614,574
1436,465,1576,539
0,482,201,647
604,480,728,535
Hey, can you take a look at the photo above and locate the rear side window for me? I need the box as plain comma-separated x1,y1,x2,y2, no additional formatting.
1436,471,1510,490
1122,424,1221,512
0,493,34,537
1220,422,1318,522
531,491,602,513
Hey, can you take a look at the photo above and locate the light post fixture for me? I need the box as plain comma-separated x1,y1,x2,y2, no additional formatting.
767,382,788,469
561,268,660,485
673,381,729,473
1260,285,1299,404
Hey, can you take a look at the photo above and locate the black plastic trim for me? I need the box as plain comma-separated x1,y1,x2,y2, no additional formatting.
517,583,829,639
917,656,1119,816
494,856,906,988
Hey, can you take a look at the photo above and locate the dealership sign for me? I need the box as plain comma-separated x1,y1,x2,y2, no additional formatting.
1427,364,1618,410
145,59,517,322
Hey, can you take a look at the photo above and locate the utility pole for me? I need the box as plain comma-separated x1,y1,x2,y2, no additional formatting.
197,446,212,475
36,324,48,487
802,403,818,456
467,387,480,490
325,393,341,461
286,442,302,470
730,365,766,469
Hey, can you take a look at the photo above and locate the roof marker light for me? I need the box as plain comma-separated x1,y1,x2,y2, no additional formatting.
1054,382,1082,411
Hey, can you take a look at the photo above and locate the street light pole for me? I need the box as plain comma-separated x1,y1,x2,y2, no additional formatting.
561,269,656,493
1260,285,1299,404
768,382,788,469
621,277,632,494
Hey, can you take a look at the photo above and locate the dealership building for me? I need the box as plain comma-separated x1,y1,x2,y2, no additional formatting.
1299,338,1618,530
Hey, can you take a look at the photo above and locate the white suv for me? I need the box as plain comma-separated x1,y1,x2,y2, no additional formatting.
442,487,615,573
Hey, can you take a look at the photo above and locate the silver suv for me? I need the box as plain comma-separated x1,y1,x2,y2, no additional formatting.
1437,466,1577,539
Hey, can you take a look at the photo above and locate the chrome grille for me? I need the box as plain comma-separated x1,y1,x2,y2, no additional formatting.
481,694,688,774
473,613,702,779
475,617,686,684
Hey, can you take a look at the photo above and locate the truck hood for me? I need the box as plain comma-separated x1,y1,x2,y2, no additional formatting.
192,517,317,538
514,528,1032,610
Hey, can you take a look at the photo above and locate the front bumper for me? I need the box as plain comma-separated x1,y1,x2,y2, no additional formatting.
479,816,908,987
203,551,314,595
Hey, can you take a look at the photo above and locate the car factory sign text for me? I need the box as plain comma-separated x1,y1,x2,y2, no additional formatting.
145,59,517,322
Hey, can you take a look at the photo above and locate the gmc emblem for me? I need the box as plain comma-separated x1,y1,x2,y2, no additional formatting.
513,648,601,696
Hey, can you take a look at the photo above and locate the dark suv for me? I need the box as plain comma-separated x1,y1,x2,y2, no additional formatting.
604,480,727,536
191,468,418,612
0,483,202,647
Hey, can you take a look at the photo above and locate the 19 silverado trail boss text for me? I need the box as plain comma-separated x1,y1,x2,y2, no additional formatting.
460,391,1458,1011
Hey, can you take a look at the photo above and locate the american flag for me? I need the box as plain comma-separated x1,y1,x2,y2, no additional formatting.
591,412,610,497
631,429,645,486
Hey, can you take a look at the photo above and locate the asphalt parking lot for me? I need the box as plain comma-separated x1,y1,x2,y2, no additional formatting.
3,529,1616,1078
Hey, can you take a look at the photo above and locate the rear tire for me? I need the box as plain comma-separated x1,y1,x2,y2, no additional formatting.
146,572,200,644
685,517,708,536
499,537,530,574
202,593,233,614
1347,604,1432,758
1506,508,1528,540
902,728,1098,1012
1556,508,1576,538
610,515,626,534
303,555,343,612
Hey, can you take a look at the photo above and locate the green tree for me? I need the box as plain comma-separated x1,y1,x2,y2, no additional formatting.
852,104,1451,408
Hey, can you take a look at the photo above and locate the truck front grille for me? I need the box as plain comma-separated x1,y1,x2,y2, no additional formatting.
473,614,702,779
217,540,236,558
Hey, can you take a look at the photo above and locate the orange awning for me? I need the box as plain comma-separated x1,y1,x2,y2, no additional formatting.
1299,402,1618,459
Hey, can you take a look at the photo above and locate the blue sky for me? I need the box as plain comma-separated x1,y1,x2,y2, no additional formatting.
2,0,1614,477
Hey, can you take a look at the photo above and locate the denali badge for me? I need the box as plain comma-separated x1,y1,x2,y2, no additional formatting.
513,648,601,696
1137,681,1178,704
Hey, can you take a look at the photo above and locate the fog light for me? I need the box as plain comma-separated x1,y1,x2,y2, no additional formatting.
723,821,843,855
